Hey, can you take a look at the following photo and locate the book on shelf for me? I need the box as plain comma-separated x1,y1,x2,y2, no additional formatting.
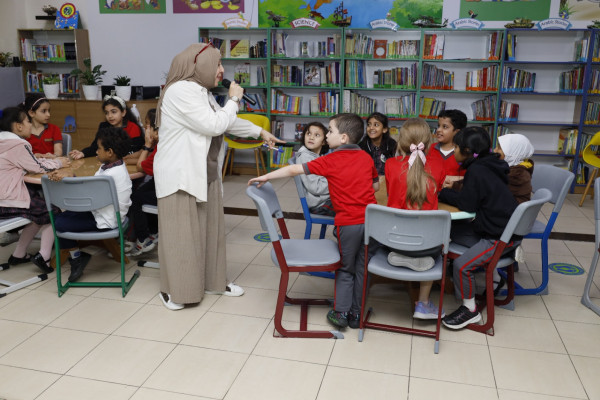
230,39,249,58
295,123,306,142
304,62,323,86
249,39,267,58
585,101,600,125
486,31,502,60
499,100,519,122
200,37,225,57
574,38,589,62
419,97,446,119
342,90,376,116
233,63,251,85
421,64,454,90
273,120,285,139
256,65,266,86
501,66,535,92
506,33,516,61
385,93,417,118
310,90,339,115
243,93,267,112
559,66,585,94
423,34,444,59
300,41,310,57
270,145,295,167
373,39,387,59
466,65,498,91
558,128,578,155
271,90,302,115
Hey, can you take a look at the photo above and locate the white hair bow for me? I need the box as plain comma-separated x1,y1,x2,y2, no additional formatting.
103,94,126,109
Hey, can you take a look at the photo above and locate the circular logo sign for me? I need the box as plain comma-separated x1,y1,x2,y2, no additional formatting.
549,263,584,275
59,3,76,19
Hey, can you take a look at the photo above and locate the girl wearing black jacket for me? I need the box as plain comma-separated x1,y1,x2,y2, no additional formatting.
358,112,397,175
438,126,519,330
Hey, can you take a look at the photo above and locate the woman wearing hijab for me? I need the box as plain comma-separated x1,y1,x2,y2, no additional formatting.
154,43,282,310
494,133,535,204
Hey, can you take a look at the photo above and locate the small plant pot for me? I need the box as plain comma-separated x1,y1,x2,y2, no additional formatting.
42,83,60,99
115,85,131,101
82,84,100,100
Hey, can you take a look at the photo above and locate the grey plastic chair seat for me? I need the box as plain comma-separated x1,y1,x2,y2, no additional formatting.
56,217,128,241
272,239,340,267
368,248,444,281
0,217,31,231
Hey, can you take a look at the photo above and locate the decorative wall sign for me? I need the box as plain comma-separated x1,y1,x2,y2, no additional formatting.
55,3,79,29
449,18,485,30
535,18,572,30
290,17,320,29
368,19,398,31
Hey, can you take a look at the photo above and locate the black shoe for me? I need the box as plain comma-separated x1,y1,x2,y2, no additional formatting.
68,252,91,282
442,305,482,330
7,253,31,265
347,312,360,329
327,309,348,328
31,252,53,273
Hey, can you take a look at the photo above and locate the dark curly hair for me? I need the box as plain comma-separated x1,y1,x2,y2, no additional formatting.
96,127,131,159
438,109,467,131
300,122,328,155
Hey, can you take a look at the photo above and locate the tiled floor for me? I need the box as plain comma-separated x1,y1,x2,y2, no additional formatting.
1,174,600,399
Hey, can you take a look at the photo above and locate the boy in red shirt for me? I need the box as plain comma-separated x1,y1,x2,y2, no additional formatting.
249,113,380,329
428,109,467,188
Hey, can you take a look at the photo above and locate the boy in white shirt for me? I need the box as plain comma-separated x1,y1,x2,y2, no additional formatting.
49,127,132,282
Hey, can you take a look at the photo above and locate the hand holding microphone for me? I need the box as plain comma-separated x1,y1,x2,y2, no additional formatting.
222,79,257,105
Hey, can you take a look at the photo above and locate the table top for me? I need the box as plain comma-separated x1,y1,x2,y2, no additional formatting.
24,157,144,184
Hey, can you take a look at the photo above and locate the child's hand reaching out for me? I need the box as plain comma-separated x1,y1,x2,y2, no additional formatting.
248,175,269,188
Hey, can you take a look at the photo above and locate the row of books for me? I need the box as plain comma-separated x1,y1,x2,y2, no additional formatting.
270,145,295,168
506,32,517,61
384,93,417,118
423,34,445,60
345,60,366,87
341,90,376,116
588,69,600,93
559,128,579,155
568,159,588,184
271,62,340,87
574,38,589,62
309,91,339,115
487,31,503,61
583,102,600,125
498,100,519,122
26,71,78,94
373,64,418,89
421,64,454,90
272,32,342,58
20,39,76,62
471,95,496,121
465,65,499,91
271,90,302,114
419,97,446,119
242,93,267,113
593,31,600,62
559,66,585,94
271,64,303,86
201,37,265,58
501,66,536,92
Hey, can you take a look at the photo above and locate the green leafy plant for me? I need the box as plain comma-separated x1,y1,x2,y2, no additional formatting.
43,74,60,84
70,58,106,85
113,75,131,86
0,51,13,68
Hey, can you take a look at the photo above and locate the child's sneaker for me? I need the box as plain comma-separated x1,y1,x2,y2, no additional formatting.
149,232,159,243
413,301,445,320
128,237,156,256
327,309,348,328
442,305,481,330
347,312,360,329
123,240,135,253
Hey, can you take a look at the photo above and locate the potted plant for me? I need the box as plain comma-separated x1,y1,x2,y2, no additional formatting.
42,74,60,99
71,58,106,100
0,52,13,68
113,75,131,101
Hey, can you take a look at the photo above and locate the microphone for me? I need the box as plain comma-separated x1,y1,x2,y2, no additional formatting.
221,79,257,105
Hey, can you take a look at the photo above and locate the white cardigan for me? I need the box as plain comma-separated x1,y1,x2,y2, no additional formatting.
154,81,261,202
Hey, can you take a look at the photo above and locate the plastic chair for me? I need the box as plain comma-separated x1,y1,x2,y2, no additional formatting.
579,131,600,206
358,204,451,353
223,114,269,177
0,217,49,297
581,178,600,317
61,133,72,156
507,165,574,296
246,182,344,339
288,157,335,240
41,175,140,297
449,188,552,335
136,204,159,269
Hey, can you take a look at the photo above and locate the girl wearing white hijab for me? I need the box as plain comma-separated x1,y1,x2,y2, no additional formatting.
154,43,282,310
495,133,535,204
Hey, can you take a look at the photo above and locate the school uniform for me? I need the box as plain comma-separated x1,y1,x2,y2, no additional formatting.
428,142,465,179
81,121,143,158
27,123,62,155
359,135,397,175
303,144,379,314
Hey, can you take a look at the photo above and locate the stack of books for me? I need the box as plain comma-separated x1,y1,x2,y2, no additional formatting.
421,64,454,90
342,90,375,116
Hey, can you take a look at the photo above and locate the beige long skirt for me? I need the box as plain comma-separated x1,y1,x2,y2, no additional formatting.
157,180,227,304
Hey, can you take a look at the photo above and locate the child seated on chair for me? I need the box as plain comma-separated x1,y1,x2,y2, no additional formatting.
125,109,159,256
494,134,535,204
48,127,133,282
295,121,335,217
0,106,68,273
438,127,519,330
249,113,380,330
385,118,446,320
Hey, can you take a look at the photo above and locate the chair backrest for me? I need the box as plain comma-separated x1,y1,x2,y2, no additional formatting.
288,156,308,199
246,182,284,243
531,164,574,214
582,131,600,168
61,133,72,156
364,204,451,254
237,114,271,133
500,188,552,243
41,176,120,215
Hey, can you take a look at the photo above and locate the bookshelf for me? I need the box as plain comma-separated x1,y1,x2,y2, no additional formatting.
17,29,90,98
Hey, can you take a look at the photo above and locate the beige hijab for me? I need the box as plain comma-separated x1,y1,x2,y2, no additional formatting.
155,43,221,127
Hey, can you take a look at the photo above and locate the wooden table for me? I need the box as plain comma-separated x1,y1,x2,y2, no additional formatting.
25,157,144,184
25,157,143,267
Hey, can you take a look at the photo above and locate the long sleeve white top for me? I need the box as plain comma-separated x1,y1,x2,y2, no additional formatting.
92,163,132,229
154,80,261,202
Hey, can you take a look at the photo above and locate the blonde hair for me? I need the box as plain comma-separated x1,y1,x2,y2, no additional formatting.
397,118,435,209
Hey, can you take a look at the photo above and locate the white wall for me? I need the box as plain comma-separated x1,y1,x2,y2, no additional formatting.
4,0,260,86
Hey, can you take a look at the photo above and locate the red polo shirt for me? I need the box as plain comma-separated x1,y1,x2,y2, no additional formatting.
27,123,62,155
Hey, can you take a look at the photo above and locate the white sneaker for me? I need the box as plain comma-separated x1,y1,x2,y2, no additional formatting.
158,292,184,310
128,237,156,256
388,252,435,271
206,283,245,297
123,240,135,253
